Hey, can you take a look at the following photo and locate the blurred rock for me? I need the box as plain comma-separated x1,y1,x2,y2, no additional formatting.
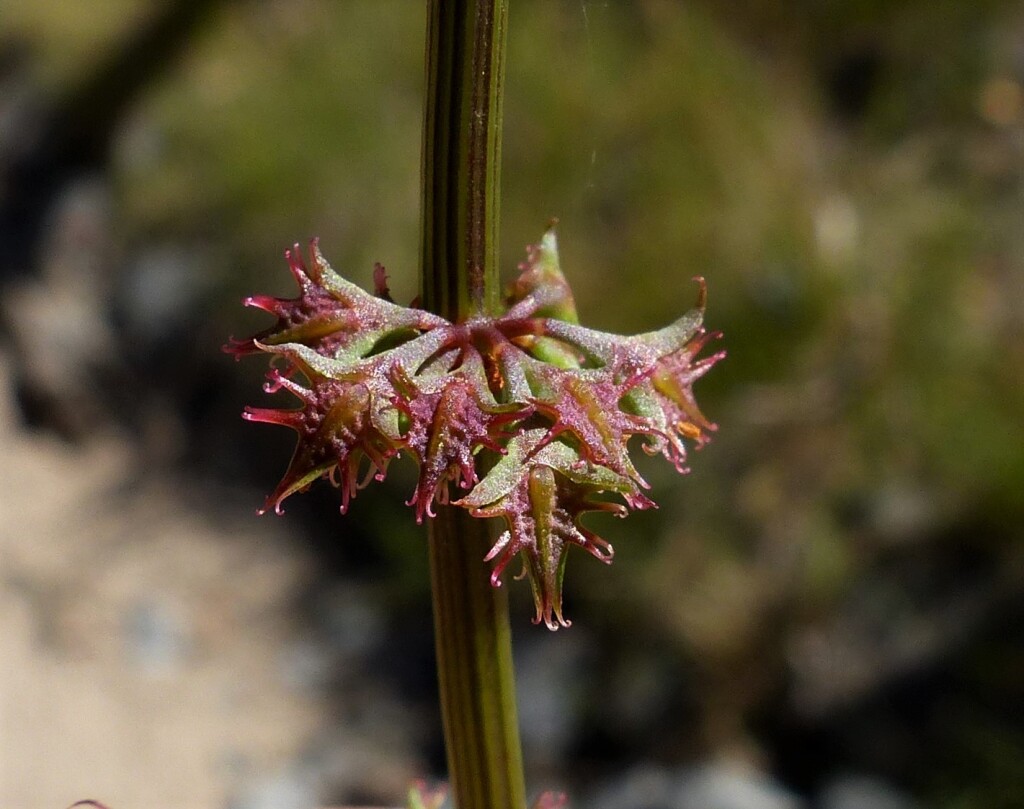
123,594,192,675
226,766,318,809
818,774,916,809
0,350,325,807
588,763,802,809
3,175,117,436
516,630,591,772
117,245,210,348
588,766,674,809
673,764,803,809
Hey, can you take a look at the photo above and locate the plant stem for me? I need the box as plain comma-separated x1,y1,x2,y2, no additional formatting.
427,509,524,809
420,2,525,809
421,0,507,321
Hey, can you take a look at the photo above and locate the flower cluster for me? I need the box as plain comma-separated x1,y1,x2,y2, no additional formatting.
227,227,724,628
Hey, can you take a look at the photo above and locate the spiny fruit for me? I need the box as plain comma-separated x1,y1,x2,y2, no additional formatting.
227,227,723,629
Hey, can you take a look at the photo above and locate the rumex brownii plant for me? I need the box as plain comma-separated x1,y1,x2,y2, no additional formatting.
226,2,722,808
226,226,723,629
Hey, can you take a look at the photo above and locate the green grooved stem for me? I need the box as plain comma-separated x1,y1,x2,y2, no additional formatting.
420,2,525,809
421,0,507,321
427,508,525,809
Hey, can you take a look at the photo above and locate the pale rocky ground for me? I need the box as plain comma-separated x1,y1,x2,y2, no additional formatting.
0,351,418,809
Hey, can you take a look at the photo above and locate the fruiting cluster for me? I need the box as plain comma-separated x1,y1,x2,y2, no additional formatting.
227,228,724,628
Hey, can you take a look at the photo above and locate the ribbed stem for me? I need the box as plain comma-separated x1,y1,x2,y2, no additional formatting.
420,2,524,809
427,509,524,809
421,0,507,321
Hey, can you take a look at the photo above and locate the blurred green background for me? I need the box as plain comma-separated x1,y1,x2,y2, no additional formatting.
1,1,1022,808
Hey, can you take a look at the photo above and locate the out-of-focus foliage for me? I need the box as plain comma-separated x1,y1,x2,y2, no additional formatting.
2,1,1023,807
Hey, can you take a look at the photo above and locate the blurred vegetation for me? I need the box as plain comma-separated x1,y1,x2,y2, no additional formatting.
2,0,1023,806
